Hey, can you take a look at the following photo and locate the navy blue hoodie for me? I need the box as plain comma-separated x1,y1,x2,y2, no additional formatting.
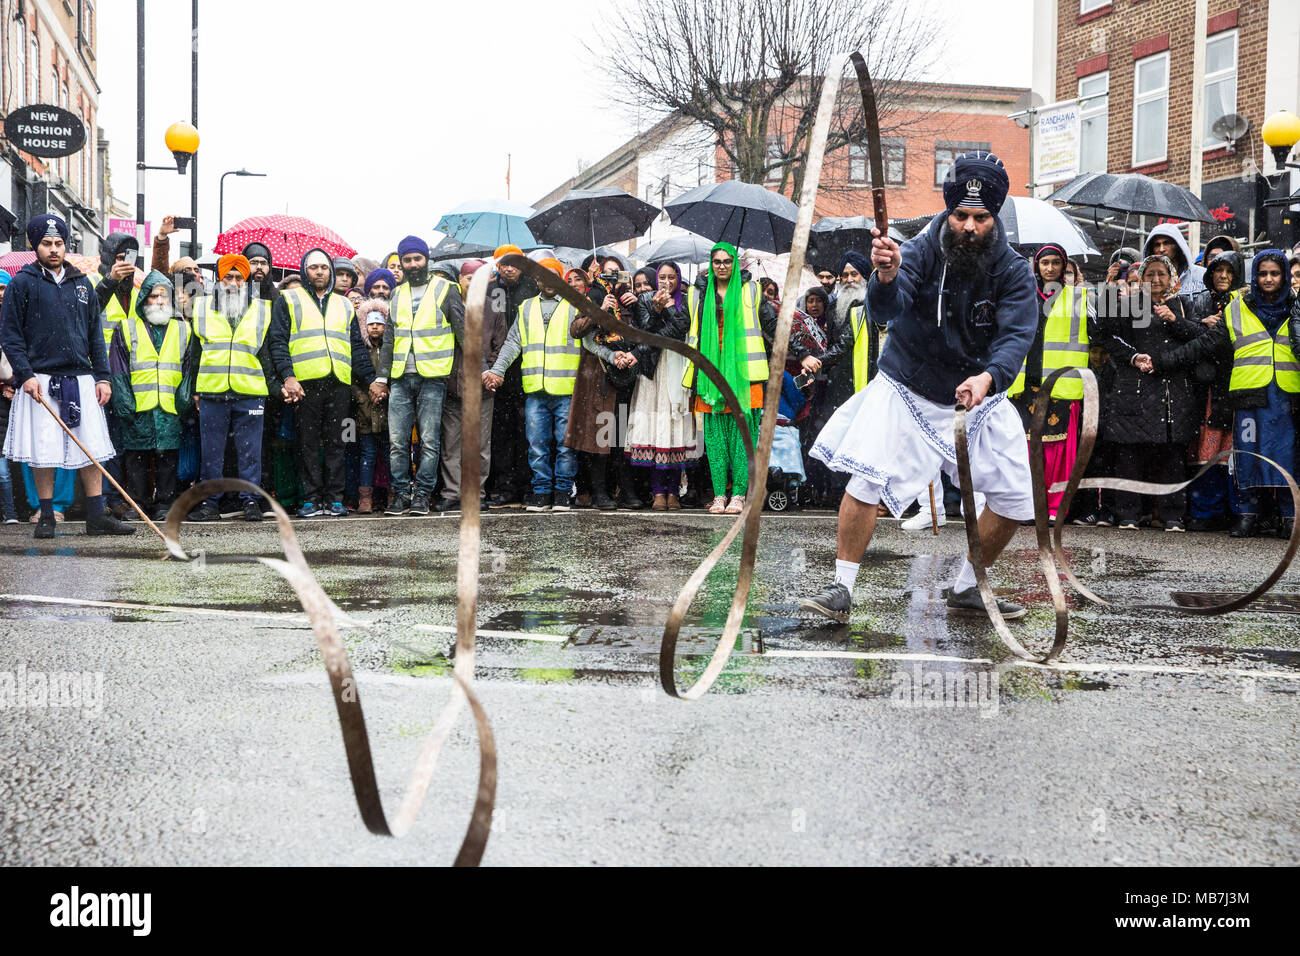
268,247,375,386
868,212,1038,406
0,259,109,386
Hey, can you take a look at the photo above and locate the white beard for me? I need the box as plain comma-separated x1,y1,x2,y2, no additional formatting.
217,287,249,319
143,305,171,326
835,282,865,323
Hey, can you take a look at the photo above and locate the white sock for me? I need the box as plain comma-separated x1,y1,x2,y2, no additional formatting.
954,559,979,593
834,559,860,590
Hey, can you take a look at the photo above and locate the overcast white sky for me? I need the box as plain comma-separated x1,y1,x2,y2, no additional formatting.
98,0,1033,259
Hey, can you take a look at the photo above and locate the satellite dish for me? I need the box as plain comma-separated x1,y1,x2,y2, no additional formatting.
1211,113,1252,150
1011,90,1044,129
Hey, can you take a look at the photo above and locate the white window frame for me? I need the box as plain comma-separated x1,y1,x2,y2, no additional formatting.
1078,71,1109,173
31,36,40,102
1080,0,1109,12
764,135,783,183
13,20,26,107
1132,51,1169,167
1202,29,1238,149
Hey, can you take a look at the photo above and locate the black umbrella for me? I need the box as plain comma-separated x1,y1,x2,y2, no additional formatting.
525,187,660,250
807,216,904,272
428,234,499,262
1046,172,1215,223
664,180,800,254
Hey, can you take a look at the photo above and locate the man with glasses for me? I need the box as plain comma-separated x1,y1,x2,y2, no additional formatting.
801,151,1039,625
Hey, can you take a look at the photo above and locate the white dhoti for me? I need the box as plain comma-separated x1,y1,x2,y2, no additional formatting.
810,372,1034,521
3,373,115,470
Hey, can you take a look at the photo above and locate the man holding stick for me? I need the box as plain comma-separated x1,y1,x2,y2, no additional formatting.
0,215,135,539
799,152,1036,624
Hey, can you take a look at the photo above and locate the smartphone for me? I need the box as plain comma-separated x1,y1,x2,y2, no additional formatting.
793,370,814,389
172,216,196,230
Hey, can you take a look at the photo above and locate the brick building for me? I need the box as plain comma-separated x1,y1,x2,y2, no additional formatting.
534,82,1030,255
0,0,111,254
1031,0,1300,248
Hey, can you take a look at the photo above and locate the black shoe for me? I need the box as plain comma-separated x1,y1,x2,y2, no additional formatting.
385,494,411,517
1072,512,1098,527
1116,518,1139,530
1185,517,1216,532
1228,515,1258,538
86,511,137,536
409,491,431,516
946,585,1026,620
551,493,571,513
592,492,617,510
798,581,851,623
435,497,461,513
150,503,170,523
189,501,221,522
1279,517,1295,539
1164,519,1185,533
34,515,56,539
524,493,551,512
488,492,520,508
1094,510,1115,528
242,500,264,522
479,495,490,512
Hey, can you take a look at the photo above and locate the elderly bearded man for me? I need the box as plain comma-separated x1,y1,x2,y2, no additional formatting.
800,152,1039,624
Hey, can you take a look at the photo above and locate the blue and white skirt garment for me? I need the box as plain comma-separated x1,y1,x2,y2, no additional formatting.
810,372,1033,520
3,373,115,469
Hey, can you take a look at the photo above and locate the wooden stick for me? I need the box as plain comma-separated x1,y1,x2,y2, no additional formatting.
928,481,939,536
35,391,165,541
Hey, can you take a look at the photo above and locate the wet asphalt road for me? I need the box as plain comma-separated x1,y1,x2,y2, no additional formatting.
0,506,1296,866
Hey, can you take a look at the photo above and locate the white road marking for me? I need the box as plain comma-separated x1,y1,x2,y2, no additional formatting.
0,592,310,623
414,624,569,643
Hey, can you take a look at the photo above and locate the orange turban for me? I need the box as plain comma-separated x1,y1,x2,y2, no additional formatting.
538,257,565,279
494,244,523,259
217,254,251,280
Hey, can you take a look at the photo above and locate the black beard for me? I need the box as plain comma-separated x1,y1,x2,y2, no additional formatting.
941,222,995,278
405,266,428,285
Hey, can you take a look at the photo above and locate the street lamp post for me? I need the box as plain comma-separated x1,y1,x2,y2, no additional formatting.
1261,110,1300,248
219,170,268,235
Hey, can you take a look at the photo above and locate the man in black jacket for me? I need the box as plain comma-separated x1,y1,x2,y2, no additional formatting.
801,152,1037,624
0,215,134,539
485,244,538,507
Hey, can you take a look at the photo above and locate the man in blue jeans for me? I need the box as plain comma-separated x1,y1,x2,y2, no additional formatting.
483,258,579,512
375,236,465,516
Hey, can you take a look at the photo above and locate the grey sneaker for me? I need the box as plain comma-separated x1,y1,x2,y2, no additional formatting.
409,491,431,516
798,581,851,624
946,586,1026,620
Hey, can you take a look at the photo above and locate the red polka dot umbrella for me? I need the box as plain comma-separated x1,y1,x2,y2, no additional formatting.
213,214,358,270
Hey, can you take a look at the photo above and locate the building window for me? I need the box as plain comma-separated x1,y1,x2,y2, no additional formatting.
765,136,783,183
31,36,40,102
1132,51,1169,166
851,141,906,185
1203,30,1237,148
13,21,26,106
934,141,991,187
1078,71,1109,173
1079,0,1108,12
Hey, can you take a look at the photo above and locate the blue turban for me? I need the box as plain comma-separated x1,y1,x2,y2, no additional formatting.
837,249,873,280
397,235,427,259
0,269,11,287
942,151,1010,216
364,268,397,295
26,213,69,250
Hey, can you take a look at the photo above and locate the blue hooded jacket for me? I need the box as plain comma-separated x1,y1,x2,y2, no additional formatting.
867,212,1038,405
0,259,108,386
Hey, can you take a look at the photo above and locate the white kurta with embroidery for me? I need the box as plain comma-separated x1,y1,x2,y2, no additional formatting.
810,372,1034,520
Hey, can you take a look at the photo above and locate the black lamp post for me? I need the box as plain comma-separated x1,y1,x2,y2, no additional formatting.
219,169,267,235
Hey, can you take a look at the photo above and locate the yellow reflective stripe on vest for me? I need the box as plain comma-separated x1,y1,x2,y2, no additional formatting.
389,279,455,378
681,281,769,389
850,305,875,393
1009,286,1089,400
125,316,189,413
194,297,271,396
518,297,580,395
285,289,352,384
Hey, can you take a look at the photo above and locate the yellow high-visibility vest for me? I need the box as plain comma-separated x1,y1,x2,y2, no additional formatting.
193,296,272,396
1008,285,1091,401
100,283,140,349
1225,292,1300,394
518,296,582,395
389,279,455,378
682,281,769,389
283,288,353,384
120,316,190,414
849,304,886,393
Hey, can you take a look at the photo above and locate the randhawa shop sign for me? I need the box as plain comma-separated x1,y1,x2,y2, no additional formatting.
3,104,86,158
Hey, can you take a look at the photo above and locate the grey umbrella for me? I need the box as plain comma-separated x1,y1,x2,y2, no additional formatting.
525,187,661,250
664,180,800,254
807,216,904,272
634,233,715,265
1046,172,1215,222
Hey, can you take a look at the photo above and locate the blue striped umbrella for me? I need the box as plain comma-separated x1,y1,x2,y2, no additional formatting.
435,199,539,249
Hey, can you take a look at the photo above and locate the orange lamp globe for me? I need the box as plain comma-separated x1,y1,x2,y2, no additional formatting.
1262,110,1300,167
165,121,199,173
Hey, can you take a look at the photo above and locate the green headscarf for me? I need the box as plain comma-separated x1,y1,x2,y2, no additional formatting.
698,241,748,409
